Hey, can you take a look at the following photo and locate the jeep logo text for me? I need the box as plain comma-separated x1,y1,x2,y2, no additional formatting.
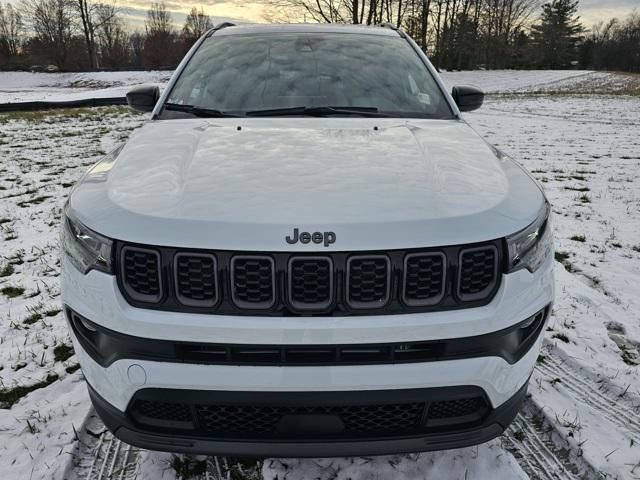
286,228,336,247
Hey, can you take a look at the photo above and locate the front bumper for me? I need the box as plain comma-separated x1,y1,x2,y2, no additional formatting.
89,380,529,457
62,253,553,455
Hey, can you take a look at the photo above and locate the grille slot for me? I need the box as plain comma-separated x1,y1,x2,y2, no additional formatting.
231,256,275,309
403,252,446,306
174,253,218,307
346,255,391,308
427,396,488,426
121,246,162,303
131,399,193,429
458,246,498,301
288,256,333,310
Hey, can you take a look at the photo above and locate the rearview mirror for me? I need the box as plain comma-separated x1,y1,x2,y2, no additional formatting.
126,85,160,112
451,85,484,112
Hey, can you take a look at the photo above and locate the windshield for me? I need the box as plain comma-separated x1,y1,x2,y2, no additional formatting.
163,33,453,118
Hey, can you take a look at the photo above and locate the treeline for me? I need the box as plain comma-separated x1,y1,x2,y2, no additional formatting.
270,0,640,72
1,0,639,72
0,1,211,70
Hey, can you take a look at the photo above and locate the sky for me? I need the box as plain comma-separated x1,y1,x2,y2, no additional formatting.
6,0,639,31
116,0,638,28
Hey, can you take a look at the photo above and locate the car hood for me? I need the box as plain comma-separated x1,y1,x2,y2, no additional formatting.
71,118,544,251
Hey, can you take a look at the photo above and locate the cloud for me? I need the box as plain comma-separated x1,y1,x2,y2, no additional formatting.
120,0,267,25
577,0,638,26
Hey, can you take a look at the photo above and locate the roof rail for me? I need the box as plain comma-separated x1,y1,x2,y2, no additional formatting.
379,22,405,37
206,22,236,37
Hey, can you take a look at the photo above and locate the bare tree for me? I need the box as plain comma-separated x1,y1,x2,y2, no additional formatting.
480,0,540,67
129,30,144,67
143,2,177,68
264,0,410,25
95,2,128,67
0,3,24,60
22,0,76,68
76,0,117,69
146,1,173,35
182,6,212,46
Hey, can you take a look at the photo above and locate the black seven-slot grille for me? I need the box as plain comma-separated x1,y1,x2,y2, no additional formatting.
116,241,502,316
129,390,489,439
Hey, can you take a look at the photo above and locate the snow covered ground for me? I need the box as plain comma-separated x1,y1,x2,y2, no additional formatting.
442,70,640,94
0,71,172,103
0,72,639,479
1,69,639,104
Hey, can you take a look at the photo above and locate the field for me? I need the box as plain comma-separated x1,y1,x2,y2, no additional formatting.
0,71,639,479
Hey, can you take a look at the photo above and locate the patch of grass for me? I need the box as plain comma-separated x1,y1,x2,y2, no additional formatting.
8,251,24,266
26,419,39,434
633,245,640,253
0,264,14,277
53,344,74,362
0,373,59,409
0,218,11,225
1,285,25,298
17,195,52,208
570,235,586,242
555,251,570,262
617,344,640,366
537,354,547,364
564,186,590,192
44,308,62,317
0,106,134,124
13,362,27,371
65,363,81,374
578,194,591,204
23,313,42,325
512,429,526,441
170,455,207,479
57,130,83,138
552,332,570,343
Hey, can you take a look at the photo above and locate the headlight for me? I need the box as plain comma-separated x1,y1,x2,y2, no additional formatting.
61,203,113,274
506,202,553,273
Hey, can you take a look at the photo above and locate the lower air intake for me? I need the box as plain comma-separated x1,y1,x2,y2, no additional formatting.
129,390,490,440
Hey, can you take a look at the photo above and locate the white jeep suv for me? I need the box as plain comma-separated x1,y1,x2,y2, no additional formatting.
61,23,554,457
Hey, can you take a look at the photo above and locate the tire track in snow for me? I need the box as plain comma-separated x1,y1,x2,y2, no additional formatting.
69,411,140,480
535,355,640,444
504,403,583,480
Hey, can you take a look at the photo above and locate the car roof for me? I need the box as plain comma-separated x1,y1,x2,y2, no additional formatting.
210,23,401,37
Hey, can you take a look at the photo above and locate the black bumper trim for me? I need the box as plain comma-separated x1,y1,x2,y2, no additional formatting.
88,381,528,457
67,306,549,368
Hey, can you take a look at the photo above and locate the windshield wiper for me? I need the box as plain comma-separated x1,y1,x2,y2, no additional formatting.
245,106,388,117
163,103,240,118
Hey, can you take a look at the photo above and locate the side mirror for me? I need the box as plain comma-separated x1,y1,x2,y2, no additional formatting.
451,85,484,112
126,85,160,112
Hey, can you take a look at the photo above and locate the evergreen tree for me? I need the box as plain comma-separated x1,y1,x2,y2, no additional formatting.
530,0,585,68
